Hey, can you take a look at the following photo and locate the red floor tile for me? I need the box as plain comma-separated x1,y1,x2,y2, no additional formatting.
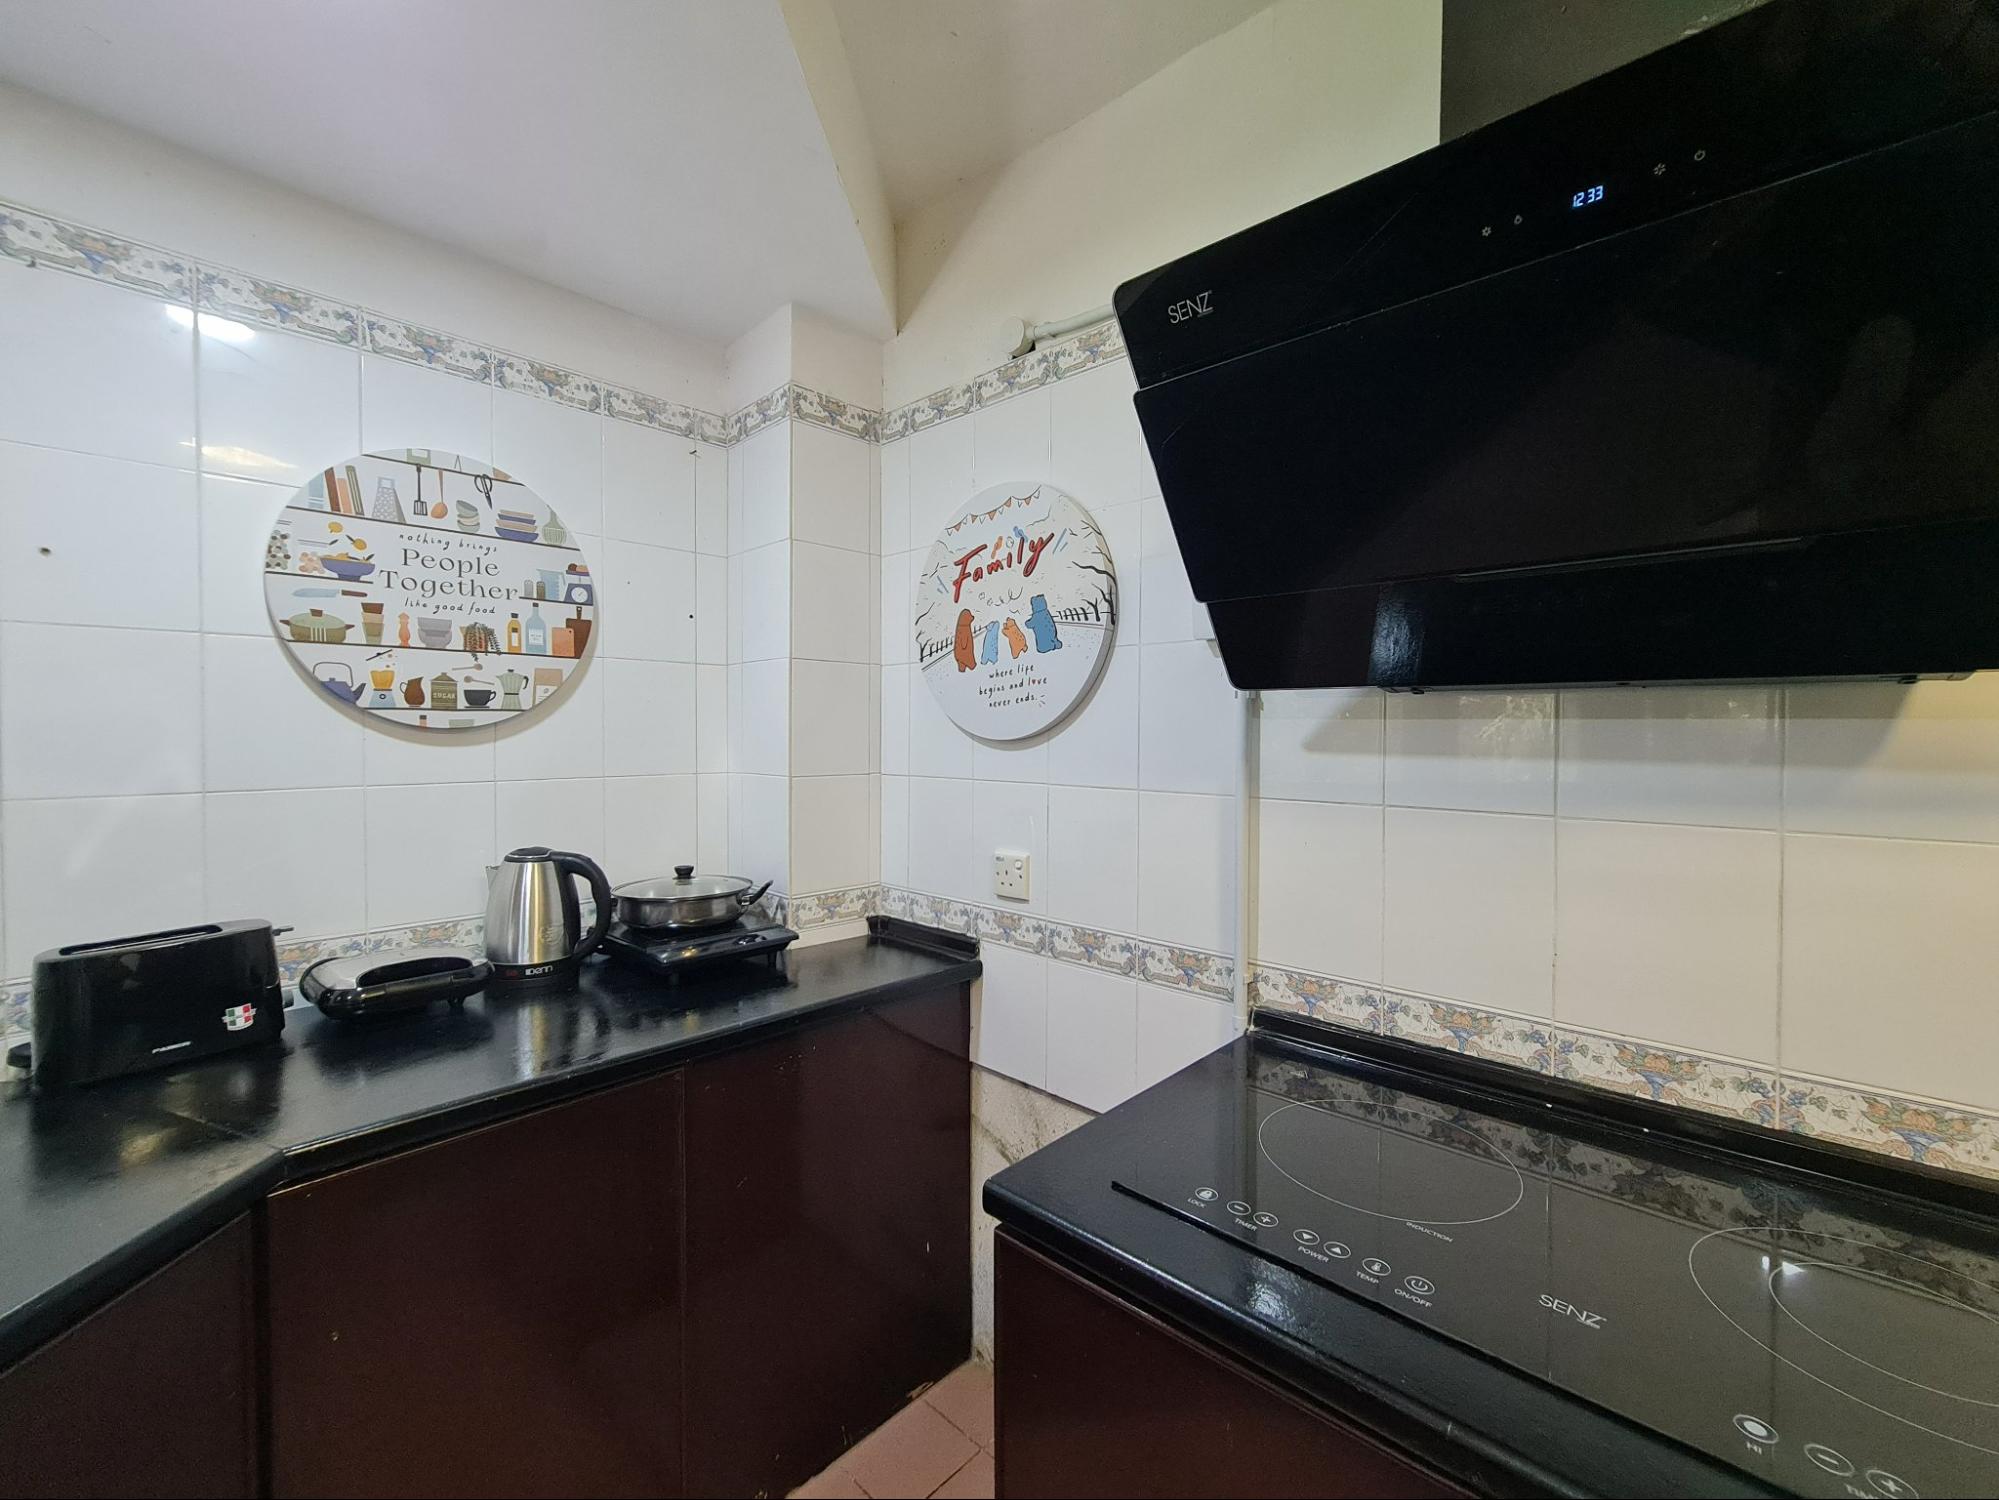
930,1449,995,1499
835,1398,980,1500
921,1362,994,1450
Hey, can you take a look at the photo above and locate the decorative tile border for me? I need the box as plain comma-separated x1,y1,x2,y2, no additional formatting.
786,883,874,929
0,196,1132,457
0,200,191,299
879,318,1126,443
876,885,1232,1001
1249,960,1999,1180
364,313,495,383
198,265,358,345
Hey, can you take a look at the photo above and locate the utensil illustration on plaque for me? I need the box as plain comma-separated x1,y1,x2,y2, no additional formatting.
914,482,1117,741
264,449,598,731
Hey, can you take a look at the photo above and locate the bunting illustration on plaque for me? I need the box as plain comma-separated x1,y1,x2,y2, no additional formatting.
914,482,1118,740
263,449,596,730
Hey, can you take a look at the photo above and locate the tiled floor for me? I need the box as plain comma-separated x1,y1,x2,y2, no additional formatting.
792,1361,994,1499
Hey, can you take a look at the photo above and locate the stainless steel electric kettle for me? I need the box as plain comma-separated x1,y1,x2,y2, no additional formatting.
483,846,613,989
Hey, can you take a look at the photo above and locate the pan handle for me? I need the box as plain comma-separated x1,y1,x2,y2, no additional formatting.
737,880,773,911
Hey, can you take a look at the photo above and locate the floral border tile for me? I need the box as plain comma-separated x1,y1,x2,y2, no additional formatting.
0,202,192,299
895,380,976,436
1248,963,1380,1032
1383,993,1554,1074
1046,922,1138,976
495,354,602,411
364,314,494,383
790,385,878,443
603,383,703,439
734,384,793,444
1136,942,1233,1000
789,884,876,929
1556,1031,1778,1127
1,979,30,1046
1781,1075,1999,1179
973,905,1047,954
199,266,358,345
971,346,1061,407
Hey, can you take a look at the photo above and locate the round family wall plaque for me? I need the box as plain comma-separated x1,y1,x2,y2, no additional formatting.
264,449,595,730
913,482,1118,741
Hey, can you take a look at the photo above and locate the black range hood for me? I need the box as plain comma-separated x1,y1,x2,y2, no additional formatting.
1115,0,1999,691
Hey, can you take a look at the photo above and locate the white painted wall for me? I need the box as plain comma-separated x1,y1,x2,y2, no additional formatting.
0,97,726,984
884,0,1446,407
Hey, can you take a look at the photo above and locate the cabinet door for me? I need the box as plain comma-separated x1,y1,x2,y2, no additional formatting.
267,1074,683,1499
994,1232,1469,1499
0,1215,256,1499
683,986,972,1497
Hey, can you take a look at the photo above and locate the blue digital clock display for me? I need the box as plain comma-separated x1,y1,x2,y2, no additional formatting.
1571,184,1606,209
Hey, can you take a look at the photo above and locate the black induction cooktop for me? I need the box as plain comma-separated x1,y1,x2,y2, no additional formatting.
1112,1040,1999,1499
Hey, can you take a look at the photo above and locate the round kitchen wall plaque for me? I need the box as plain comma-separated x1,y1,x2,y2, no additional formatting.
264,449,596,731
914,482,1118,741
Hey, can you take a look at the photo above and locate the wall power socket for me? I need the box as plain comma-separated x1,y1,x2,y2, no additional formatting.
992,850,1030,902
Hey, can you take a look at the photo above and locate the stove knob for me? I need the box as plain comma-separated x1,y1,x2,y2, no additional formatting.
1804,1445,1854,1478
1865,1471,1918,1500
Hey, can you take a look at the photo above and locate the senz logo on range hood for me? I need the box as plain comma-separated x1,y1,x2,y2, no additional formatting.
1165,291,1212,324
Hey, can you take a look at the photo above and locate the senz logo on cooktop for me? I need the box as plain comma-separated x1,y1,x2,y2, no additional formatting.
1166,291,1213,324
1539,1293,1607,1329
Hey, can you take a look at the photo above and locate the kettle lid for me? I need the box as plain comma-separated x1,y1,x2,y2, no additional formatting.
503,846,552,862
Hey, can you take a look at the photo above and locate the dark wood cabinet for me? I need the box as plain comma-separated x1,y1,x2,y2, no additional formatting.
0,1215,256,1499
683,988,972,1497
265,1074,685,1499
993,1231,1468,1499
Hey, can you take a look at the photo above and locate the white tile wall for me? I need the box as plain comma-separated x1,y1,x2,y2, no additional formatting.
1383,807,1554,1016
972,388,1051,491
0,445,200,630
1045,785,1138,935
1256,799,1382,983
790,543,871,665
973,942,1048,1089
1256,666,1999,1114
202,326,359,488
1385,692,1556,815
789,423,871,550
1135,983,1237,1093
1046,963,1136,1112
790,773,874,894
1554,819,1780,1062
360,354,491,461
0,261,720,976
0,264,194,467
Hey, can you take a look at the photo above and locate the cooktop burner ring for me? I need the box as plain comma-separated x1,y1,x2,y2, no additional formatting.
1690,1226,1999,1457
1255,1097,1526,1228
1768,1256,1999,1409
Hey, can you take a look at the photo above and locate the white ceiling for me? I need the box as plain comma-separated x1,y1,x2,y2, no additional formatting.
0,0,893,341
830,0,1274,218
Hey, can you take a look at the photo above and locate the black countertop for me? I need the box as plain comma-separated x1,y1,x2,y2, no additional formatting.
0,930,979,1369
985,1028,1999,1499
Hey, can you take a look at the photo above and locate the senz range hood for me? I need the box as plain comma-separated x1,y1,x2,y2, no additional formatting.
1116,0,1999,691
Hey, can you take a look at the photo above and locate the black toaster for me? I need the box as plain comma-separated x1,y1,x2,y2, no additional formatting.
30,920,286,1087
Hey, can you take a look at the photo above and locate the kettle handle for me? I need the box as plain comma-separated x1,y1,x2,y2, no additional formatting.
551,850,614,960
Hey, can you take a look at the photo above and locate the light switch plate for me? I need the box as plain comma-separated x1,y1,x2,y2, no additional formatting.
993,849,1030,901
